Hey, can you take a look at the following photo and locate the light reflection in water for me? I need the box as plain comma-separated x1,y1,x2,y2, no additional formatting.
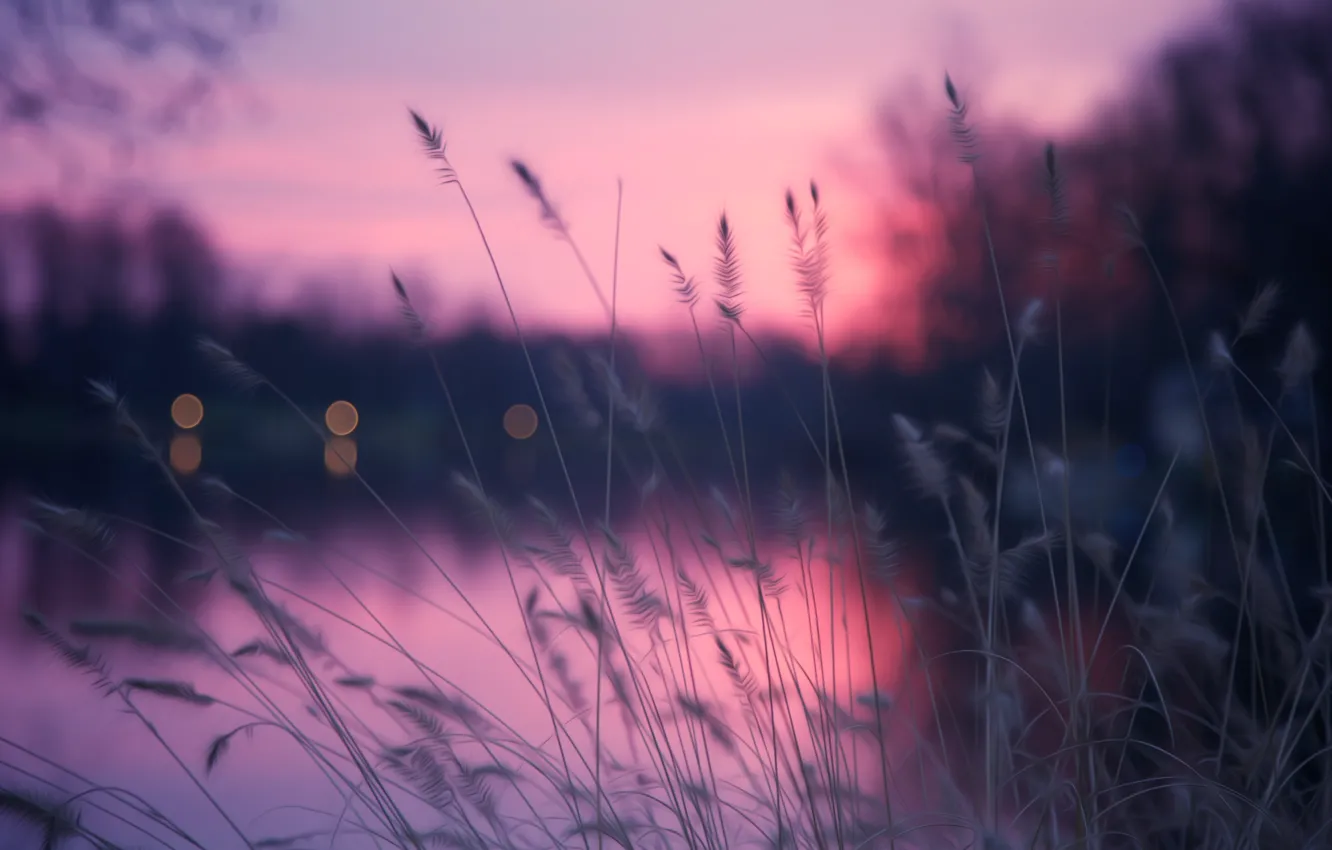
0,517,940,848
169,432,202,474
324,436,357,476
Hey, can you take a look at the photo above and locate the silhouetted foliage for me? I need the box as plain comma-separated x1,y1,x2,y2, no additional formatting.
4,198,1319,632
0,0,273,148
869,0,1332,382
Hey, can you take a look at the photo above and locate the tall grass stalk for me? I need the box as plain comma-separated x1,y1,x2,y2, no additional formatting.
4,80,1328,850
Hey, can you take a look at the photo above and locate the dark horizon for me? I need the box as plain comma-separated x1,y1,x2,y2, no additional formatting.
10,0,1332,621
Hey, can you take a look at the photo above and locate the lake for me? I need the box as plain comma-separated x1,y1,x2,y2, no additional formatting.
1,474,954,850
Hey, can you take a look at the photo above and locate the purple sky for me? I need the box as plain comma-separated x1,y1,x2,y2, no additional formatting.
9,0,1220,355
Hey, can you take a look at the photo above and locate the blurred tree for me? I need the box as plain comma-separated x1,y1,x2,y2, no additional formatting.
1,0,273,154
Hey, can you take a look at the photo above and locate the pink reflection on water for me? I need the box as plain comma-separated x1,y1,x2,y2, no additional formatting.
0,511,977,848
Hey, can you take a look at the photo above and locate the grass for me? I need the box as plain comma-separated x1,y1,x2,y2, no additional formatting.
2,75,1329,849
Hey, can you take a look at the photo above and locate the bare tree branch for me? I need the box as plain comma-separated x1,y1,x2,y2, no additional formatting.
0,0,273,149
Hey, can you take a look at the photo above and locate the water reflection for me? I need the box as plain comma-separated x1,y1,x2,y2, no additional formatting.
170,433,203,475
324,435,358,477
0,506,931,849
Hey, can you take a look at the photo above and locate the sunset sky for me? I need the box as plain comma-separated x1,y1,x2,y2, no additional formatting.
9,0,1222,354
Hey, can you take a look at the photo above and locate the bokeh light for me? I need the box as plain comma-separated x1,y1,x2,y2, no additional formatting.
503,404,539,440
170,393,204,429
325,436,357,477
169,434,202,474
325,400,359,436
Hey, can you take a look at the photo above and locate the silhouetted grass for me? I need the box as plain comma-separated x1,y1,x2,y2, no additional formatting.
4,79,1328,850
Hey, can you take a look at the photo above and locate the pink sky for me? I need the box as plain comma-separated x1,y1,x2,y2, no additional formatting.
8,0,1219,356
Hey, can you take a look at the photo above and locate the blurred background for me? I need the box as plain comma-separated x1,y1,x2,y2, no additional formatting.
3,0,1330,596
2,2,1331,845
